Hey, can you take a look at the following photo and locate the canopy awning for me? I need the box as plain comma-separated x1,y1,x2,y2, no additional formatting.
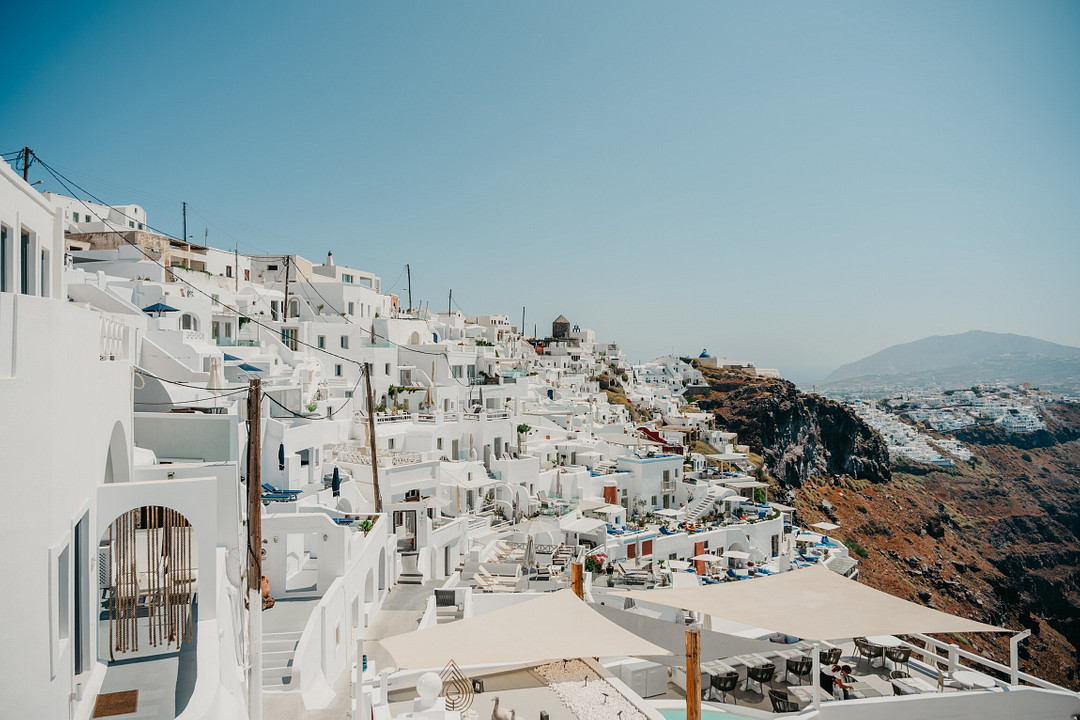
623,564,1008,641
722,480,769,490
562,517,607,534
509,518,561,536
592,603,780,667
379,590,670,669
811,522,840,531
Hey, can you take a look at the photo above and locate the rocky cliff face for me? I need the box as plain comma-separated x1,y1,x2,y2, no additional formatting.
689,367,890,486
793,403,1080,689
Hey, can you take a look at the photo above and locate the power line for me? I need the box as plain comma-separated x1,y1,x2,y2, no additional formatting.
34,153,369,374
136,388,250,405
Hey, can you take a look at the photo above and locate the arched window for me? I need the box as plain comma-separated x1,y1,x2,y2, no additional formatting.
180,313,198,331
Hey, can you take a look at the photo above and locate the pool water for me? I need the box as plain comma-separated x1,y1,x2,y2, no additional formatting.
657,710,759,720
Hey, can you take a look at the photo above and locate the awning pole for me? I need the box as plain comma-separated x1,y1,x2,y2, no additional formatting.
812,642,821,708
686,629,701,720
1010,630,1031,685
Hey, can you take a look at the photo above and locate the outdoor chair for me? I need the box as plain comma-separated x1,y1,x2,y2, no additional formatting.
936,664,964,692
710,672,739,704
819,647,842,666
854,638,883,670
890,670,910,696
786,656,813,685
745,663,775,695
886,646,911,674
768,689,800,713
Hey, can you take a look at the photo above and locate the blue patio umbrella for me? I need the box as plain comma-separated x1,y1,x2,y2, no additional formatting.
332,466,341,497
223,353,242,362
237,363,263,373
278,444,285,471
142,302,180,317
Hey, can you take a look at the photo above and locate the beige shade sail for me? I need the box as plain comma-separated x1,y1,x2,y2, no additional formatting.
378,590,671,669
623,564,1008,641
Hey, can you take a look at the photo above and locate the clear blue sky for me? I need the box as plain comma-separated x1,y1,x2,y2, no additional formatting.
4,1,1079,382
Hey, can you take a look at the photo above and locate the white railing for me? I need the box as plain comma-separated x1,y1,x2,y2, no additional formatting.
486,410,510,420
182,329,205,343
375,413,412,424
327,444,424,467
99,316,129,361
906,633,1065,691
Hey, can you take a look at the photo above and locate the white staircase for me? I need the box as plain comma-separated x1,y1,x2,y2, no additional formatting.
262,630,303,689
685,484,727,522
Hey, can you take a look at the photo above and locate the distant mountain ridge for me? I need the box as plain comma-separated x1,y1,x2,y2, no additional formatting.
823,331,1080,390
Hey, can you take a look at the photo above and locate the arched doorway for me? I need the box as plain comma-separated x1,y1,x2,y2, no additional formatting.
99,506,198,664
364,568,375,603
408,331,420,345
378,549,387,598
103,421,130,484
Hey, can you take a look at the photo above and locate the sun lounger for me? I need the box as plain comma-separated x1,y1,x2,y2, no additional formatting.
262,483,300,497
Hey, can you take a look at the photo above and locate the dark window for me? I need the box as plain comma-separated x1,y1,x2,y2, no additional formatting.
20,230,31,294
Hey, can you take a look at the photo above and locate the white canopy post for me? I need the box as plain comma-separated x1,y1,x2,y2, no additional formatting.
811,641,821,709
354,631,368,720
1010,629,1031,685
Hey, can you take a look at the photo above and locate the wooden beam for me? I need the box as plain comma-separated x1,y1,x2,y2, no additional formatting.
686,628,701,720
571,562,584,599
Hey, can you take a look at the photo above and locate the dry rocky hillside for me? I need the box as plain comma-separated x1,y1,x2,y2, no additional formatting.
688,366,1080,689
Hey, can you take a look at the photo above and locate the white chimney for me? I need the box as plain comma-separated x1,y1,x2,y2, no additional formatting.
326,250,334,266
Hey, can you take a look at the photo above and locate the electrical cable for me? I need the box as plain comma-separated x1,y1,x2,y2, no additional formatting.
135,388,250,405
34,153,369,373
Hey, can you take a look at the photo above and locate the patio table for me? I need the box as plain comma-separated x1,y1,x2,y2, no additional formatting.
787,685,834,705
865,635,903,648
892,676,937,695
953,669,996,689
846,681,882,699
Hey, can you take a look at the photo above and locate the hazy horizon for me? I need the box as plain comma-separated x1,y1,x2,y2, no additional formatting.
4,1,1078,380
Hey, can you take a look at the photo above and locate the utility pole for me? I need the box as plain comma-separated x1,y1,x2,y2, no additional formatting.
235,243,239,292
182,202,187,243
448,289,452,316
521,306,526,337
686,629,701,720
246,378,263,720
282,255,291,321
21,147,31,182
364,363,383,513
406,264,412,313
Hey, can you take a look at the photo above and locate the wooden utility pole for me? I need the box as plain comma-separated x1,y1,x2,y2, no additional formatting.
448,288,452,315
182,201,187,242
406,264,412,313
686,629,701,720
282,255,291,320
246,378,263,720
21,147,31,182
521,306,526,337
234,242,239,292
364,363,382,513
571,562,583,599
